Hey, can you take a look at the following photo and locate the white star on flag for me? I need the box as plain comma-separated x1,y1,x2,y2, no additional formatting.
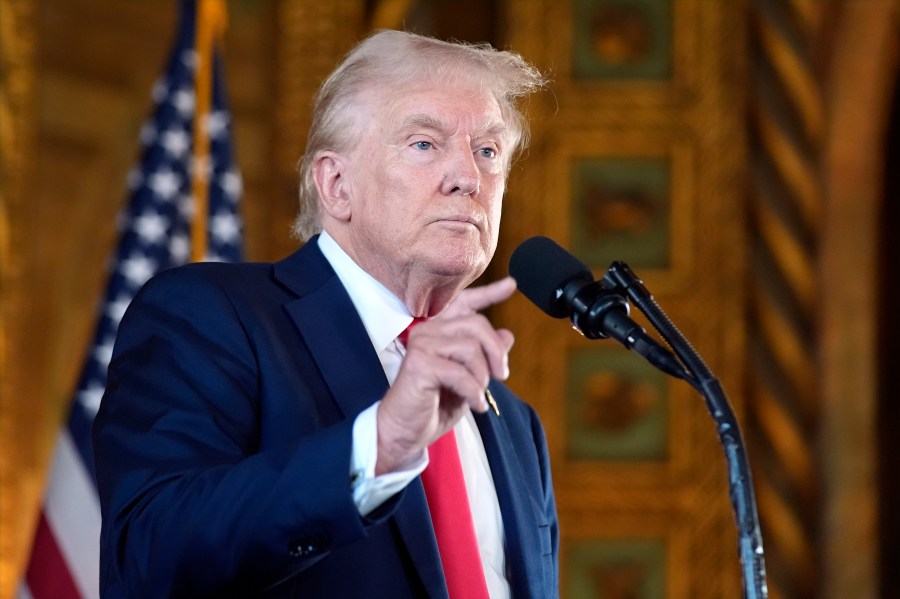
210,211,241,245
161,128,191,158
78,382,106,416
133,210,169,245
181,49,199,71
119,254,157,288
205,110,230,140
219,169,242,201
148,167,182,201
92,339,115,370
105,296,132,329
172,87,195,117
169,233,190,264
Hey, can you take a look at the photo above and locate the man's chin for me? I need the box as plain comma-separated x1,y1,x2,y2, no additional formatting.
426,253,489,283
414,234,493,278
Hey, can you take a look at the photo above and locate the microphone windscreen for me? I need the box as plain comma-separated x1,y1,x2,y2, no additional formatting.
508,236,593,318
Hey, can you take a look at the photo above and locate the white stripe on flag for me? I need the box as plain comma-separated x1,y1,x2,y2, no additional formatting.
16,582,34,599
44,431,101,599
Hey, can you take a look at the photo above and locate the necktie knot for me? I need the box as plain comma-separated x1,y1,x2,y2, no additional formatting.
397,317,427,347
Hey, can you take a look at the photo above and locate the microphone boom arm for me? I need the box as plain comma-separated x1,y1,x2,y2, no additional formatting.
603,262,769,599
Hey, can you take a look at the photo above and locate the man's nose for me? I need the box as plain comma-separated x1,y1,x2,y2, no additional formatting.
441,144,480,196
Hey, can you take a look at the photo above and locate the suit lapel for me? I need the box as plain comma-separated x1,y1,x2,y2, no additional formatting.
283,274,388,420
274,239,448,598
475,392,546,598
276,238,387,420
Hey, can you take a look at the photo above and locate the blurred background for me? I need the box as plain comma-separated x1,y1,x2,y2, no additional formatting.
1,1,897,598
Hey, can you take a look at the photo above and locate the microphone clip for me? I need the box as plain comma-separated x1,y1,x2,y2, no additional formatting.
561,278,633,342
562,269,690,381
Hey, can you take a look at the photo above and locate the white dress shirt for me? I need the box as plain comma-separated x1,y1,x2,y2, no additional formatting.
317,231,509,598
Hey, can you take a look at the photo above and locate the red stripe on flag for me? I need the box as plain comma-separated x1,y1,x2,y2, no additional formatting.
25,510,82,599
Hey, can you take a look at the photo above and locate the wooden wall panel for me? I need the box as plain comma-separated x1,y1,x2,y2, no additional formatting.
1,1,38,595
497,2,747,597
820,4,897,598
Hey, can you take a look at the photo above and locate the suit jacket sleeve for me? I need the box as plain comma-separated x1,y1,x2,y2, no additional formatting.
93,265,391,597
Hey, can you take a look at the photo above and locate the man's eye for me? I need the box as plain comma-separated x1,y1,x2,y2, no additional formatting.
478,147,497,158
413,141,432,150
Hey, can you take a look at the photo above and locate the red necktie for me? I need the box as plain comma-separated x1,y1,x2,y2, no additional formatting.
398,319,491,598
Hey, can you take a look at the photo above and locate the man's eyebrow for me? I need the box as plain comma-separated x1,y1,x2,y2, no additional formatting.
397,113,447,133
476,122,508,142
397,113,508,141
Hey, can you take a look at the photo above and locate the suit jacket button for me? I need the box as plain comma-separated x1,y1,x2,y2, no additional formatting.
288,541,314,558
288,534,328,558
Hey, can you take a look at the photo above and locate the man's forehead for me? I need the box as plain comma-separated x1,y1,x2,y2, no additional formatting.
357,78,503,132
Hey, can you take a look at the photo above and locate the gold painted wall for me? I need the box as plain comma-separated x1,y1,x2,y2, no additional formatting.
1,1,896,598
496,2,746,596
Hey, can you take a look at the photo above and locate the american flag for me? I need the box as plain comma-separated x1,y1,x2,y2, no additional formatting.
20,2,242,597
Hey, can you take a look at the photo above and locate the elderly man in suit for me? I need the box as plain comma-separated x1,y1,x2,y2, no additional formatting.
94,29,557,598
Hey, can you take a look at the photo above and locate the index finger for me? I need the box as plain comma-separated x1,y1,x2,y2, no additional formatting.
441,276,517,318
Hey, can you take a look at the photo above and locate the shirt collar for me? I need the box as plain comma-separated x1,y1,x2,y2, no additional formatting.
317,231,413,352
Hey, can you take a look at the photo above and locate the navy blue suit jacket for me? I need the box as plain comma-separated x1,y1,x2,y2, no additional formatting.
93,237,559,598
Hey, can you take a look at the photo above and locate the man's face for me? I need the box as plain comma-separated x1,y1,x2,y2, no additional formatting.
339,77,510,291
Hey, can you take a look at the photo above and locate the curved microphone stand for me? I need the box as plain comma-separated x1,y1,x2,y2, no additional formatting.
603,262,769,599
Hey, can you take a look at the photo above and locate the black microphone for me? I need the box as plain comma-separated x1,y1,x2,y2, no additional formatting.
509,236,689,380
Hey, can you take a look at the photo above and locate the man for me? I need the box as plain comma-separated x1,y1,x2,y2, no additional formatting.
94,29,557,598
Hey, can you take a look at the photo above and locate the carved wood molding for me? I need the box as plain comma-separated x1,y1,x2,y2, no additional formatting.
747,1,829,596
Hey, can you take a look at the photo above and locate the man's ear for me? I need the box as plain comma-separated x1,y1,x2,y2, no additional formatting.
312,151,351,221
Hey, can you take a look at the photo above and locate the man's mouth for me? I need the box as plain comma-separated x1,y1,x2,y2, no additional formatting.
436,214,480,229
